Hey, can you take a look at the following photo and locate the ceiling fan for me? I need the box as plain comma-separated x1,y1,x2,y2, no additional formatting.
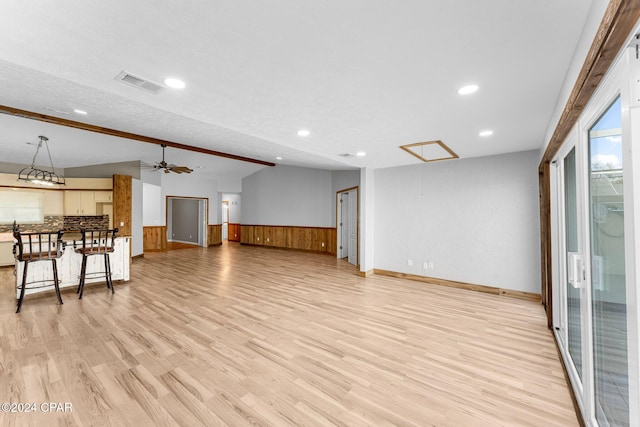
153,144,193,174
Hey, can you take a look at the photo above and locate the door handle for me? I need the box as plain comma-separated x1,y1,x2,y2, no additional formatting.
568,252,584,289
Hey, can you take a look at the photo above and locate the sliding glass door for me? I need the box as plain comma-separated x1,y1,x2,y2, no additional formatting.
552,47,637,426
556,139,585,396
588,97,629,426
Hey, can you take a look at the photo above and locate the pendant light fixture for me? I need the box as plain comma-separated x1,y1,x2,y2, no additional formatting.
17,135,66,186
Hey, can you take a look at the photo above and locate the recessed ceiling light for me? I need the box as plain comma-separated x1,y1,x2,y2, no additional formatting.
457,84,479,95
164,78,186,89
297,129,310,137
73,109,87,115
479,130,494,137
276,156,283,160
356,152,366,157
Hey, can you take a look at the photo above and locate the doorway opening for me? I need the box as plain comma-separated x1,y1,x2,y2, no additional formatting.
222,200,229,241
336,187,358,266
166,196,208,248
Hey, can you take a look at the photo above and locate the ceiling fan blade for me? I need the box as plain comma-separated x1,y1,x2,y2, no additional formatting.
171,166,193,173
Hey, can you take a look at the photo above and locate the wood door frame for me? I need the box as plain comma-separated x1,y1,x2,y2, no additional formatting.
336,186,359,267
538,1,640,328
165,195,209,247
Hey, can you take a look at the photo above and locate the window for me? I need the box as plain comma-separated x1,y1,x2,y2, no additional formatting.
0,190,44,224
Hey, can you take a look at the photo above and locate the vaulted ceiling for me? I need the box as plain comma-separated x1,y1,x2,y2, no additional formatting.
0,1,593,179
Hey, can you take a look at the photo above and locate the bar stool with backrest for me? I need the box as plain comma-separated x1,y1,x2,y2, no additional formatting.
75,228,118,299
13,228,65,313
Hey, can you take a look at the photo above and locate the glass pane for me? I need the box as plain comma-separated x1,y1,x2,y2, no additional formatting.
589,96,629,426
564,147,582,379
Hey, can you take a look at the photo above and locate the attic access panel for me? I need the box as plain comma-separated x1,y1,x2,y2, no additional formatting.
400,140,458,163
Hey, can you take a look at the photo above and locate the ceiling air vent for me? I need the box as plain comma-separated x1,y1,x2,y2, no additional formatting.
115,71,165,94
338,153,354,158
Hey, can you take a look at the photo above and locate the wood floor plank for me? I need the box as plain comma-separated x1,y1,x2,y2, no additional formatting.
0,243,577,426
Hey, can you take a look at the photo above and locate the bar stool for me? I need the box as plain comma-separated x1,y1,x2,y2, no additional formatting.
75,228,118,299
13,229,65,313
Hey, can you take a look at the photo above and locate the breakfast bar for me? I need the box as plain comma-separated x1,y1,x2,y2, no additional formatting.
12,234,130,298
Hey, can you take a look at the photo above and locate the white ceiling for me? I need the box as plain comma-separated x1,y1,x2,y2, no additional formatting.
0,1,593,178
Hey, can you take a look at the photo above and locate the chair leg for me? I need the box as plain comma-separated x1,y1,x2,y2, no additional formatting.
52,258,63,305
105,253,114,294
16,261,29,313
78,255,88,299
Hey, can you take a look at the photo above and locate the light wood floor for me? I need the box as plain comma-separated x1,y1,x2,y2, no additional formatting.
0,243,578,426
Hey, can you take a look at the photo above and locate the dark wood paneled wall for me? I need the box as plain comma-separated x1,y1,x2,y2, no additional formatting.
112,174,132,237
228,223,241,242
143,226,167,252
208,224,222,246
240,225,336,255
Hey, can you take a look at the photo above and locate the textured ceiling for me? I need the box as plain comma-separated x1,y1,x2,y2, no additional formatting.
0,1,593,177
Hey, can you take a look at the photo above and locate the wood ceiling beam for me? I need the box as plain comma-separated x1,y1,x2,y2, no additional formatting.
0,104,276,167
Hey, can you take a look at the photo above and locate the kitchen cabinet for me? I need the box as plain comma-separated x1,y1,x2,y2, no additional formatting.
0,241,14,266
94,191,113,203
64,191,96,215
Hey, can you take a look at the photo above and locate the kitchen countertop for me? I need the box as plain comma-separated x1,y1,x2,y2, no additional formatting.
0,231,127,243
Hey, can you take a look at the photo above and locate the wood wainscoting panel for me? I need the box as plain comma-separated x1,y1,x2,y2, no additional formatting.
240,225,253,244
326,228,337,254
207,224,222,246
240,225,337,255
228,223,241,242
253,225,264,246
143,226,167,252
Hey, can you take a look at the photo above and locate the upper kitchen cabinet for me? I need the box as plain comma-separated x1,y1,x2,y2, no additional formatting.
94,191,113,203
64,191,96,215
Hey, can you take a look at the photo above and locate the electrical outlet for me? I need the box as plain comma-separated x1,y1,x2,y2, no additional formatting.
423,262,428,270
429,261,434,269
407,259,413,266
322,242,325,247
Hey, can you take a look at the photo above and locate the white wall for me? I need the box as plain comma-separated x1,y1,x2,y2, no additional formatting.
65,161,142,179
131,178,143,257
360,168,375,273
541,0,609,156
160,173,218,224
218,179,242,193
373,150,541,293
142,183,162,226
241,165,333,226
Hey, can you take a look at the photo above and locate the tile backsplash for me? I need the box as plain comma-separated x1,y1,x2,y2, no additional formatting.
0,215,109,233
